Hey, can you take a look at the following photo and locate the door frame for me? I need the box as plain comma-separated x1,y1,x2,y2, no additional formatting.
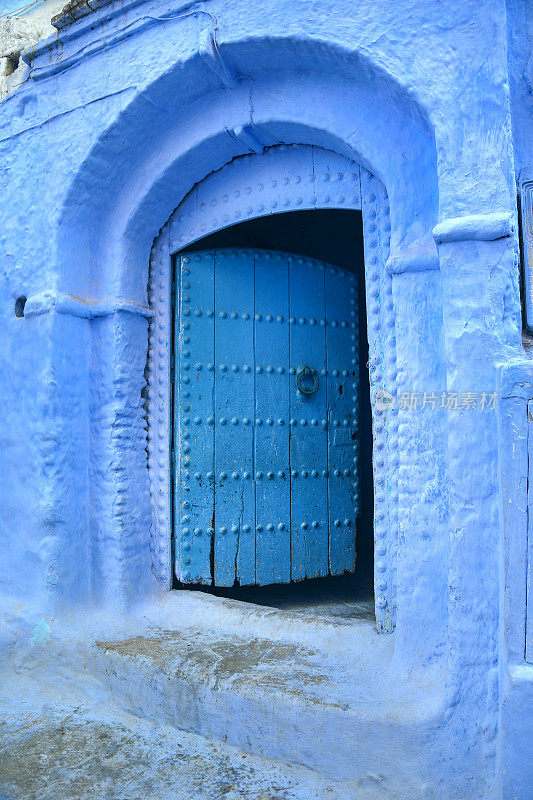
148,143,398,631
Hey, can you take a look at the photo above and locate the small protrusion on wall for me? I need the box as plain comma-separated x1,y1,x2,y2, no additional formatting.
386,233,439,275
198,27,238,90
14,295,26,317
23,288,153,319
432,211,514,243
230,124,267,155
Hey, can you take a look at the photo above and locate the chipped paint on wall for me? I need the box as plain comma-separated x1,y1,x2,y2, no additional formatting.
0,0,65,97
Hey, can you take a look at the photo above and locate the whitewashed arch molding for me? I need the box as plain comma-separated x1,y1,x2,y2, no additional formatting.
56,38,438,300
148,144,398,632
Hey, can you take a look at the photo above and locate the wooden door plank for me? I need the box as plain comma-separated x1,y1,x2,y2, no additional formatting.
289,256,329,580
325,265,358,575
214,250,256,587
254,251,291,585
176,252,215,583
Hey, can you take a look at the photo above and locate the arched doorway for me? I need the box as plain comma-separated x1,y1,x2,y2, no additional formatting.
51,33,440,643
148,144,398,629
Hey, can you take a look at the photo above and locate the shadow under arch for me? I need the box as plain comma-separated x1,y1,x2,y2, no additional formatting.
55,35,439,301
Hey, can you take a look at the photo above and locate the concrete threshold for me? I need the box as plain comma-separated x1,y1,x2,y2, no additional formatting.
0,658,364,800
87,590,447,796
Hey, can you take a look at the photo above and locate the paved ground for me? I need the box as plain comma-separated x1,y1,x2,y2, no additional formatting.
0,589,435,800
0,711,357,800
0,646,374,800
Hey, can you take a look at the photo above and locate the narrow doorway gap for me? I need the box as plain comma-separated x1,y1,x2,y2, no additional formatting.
170,258,178,578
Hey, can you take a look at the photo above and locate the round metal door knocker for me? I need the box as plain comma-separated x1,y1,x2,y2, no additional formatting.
296,365,319,396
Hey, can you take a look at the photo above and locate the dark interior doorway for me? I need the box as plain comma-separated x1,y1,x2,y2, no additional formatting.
177,209,374,611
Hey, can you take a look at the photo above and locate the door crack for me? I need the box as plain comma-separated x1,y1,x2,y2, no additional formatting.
210,505,216,586
234,485,244,584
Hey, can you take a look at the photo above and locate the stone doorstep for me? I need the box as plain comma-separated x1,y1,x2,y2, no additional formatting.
0,677,365,800
149,588,382,656
86,591,447,796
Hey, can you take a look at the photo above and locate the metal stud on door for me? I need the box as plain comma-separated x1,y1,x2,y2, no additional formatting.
174,248,359,586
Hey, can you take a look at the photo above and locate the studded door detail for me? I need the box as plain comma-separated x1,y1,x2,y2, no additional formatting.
175,248,358,586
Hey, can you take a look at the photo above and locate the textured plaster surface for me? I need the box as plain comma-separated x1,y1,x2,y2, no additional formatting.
0,633,361,800
0,592,445,799
0,0,530,797
506,0,533,178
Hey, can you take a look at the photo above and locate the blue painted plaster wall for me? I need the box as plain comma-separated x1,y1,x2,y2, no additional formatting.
0,0,531,796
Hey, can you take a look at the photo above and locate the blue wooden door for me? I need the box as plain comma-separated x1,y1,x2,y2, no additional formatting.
174,249,358,586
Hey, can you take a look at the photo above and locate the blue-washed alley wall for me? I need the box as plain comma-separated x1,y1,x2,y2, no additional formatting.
0,0,531,797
